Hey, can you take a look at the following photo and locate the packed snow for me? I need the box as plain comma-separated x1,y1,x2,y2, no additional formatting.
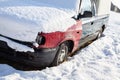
0,11,120,80
0,0,120,80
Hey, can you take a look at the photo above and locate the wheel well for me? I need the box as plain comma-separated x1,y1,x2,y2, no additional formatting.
64,40,74,53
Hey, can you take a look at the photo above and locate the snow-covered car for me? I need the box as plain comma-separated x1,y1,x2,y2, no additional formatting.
0,0,111,68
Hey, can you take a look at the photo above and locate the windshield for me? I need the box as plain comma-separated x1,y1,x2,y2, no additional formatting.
80,0,92,14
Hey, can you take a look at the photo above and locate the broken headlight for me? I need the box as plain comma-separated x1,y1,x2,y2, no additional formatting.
36,35,46,45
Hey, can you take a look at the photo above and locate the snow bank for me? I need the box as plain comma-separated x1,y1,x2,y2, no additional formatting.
0,11,120,80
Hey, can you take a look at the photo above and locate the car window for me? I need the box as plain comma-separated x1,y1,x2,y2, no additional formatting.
80,0,92,14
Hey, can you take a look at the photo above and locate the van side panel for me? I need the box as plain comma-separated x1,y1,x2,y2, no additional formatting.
95,0,111,16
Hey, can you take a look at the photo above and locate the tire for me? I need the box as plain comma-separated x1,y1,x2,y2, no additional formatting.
52,43,68,66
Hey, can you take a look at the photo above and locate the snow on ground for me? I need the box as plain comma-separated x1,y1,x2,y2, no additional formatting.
0,11,120,80
0,0,120,80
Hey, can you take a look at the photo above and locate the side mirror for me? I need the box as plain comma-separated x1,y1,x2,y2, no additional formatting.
76,11,92,20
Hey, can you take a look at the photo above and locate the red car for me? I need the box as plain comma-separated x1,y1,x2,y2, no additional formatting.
0,0,111,68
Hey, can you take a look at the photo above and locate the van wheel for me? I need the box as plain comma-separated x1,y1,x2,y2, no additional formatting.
52,43,68,66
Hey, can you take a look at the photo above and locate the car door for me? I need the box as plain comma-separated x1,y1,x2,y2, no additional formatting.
79,0,97,47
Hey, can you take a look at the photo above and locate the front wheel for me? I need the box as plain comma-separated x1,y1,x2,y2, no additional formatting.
52,43,68,66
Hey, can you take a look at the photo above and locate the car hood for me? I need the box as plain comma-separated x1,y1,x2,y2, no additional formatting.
0,6,76,42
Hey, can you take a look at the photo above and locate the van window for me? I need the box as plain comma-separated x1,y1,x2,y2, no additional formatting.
80,0,92,14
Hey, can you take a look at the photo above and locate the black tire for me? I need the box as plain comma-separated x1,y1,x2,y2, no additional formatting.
52,43,68,66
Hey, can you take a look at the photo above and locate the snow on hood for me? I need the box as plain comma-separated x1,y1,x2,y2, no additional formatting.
0,0,76,52
0,1,76,42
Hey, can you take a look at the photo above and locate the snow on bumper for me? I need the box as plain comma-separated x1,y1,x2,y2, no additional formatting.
0,36,34,52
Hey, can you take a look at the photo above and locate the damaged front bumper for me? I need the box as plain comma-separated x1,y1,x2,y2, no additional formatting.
0,40,58,68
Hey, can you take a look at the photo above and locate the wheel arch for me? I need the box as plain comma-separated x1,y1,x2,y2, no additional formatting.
60,40,74,54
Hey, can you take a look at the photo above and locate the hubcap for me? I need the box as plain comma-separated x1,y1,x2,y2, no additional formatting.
59,49,66,62
58,46,68,64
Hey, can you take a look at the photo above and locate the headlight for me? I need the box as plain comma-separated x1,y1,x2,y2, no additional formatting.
36,35,46,45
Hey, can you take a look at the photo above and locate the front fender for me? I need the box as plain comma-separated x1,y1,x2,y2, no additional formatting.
37,20,82,52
